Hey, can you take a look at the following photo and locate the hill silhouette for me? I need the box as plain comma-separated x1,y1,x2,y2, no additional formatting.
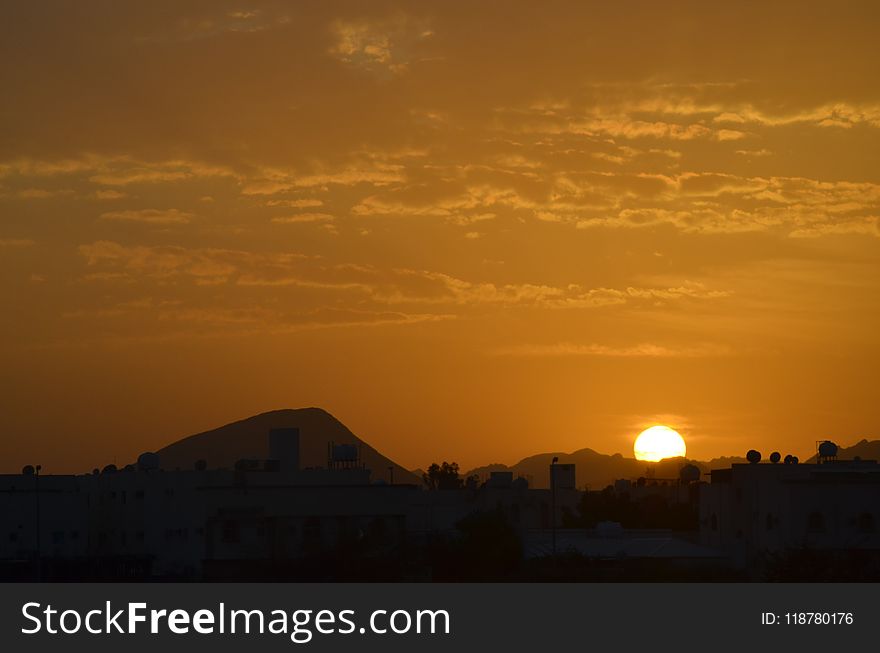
465,450,749,489
156,408,419,484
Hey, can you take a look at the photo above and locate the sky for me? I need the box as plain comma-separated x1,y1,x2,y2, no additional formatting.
1,1,879,474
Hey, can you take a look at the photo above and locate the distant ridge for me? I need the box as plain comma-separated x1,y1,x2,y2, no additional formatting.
466,450,751,490
156,407,419,484
466,438,880,489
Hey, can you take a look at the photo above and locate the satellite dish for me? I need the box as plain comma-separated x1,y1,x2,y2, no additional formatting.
769,451,781,464
791,456,799,465
746,449,762,464
783,454,792,465
21,465,35,476
102,464,117,474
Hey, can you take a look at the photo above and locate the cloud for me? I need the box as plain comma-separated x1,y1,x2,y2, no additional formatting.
90,160,236,186
138,7,291,43
241,161,405,195
329,16,433,75
538,118,717,141
94,189,127,200
78,241,264,285
270,212,335,224
735,149,772,157
494,342,733,357
0,238,35,248
76,241,731,318
17,188,74,199
99,208,194,224
265,198,324,208
374,270,729,309
0,155,238,187
789,217,879,239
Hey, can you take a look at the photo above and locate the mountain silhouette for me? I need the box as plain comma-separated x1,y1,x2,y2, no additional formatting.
465,450,749,489
156,407,419,484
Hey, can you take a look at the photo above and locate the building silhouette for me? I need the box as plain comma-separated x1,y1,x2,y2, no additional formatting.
0,428,580,580
699,446,880,569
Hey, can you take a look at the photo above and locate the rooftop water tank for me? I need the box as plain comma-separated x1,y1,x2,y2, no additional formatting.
818,440,839,460
331,444,359,463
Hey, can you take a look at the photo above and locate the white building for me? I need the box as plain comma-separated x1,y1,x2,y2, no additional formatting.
699,457,880,567
1,432,583,579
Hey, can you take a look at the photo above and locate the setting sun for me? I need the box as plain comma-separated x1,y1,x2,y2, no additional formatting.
633,426,687,462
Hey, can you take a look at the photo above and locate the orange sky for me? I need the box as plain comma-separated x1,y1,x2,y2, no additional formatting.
1,1,879,474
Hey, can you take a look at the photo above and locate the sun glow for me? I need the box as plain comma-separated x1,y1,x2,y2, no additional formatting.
633,425,687,462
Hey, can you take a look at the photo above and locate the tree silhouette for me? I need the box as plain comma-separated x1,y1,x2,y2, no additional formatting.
422,461,463,490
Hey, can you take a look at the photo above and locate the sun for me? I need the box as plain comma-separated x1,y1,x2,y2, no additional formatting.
633,425,687,462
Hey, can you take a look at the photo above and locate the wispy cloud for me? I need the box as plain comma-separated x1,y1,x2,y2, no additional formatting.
329,15,434,75
99,208,194,224
494,342,733,358
270,212,335,224
0,238,35,248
